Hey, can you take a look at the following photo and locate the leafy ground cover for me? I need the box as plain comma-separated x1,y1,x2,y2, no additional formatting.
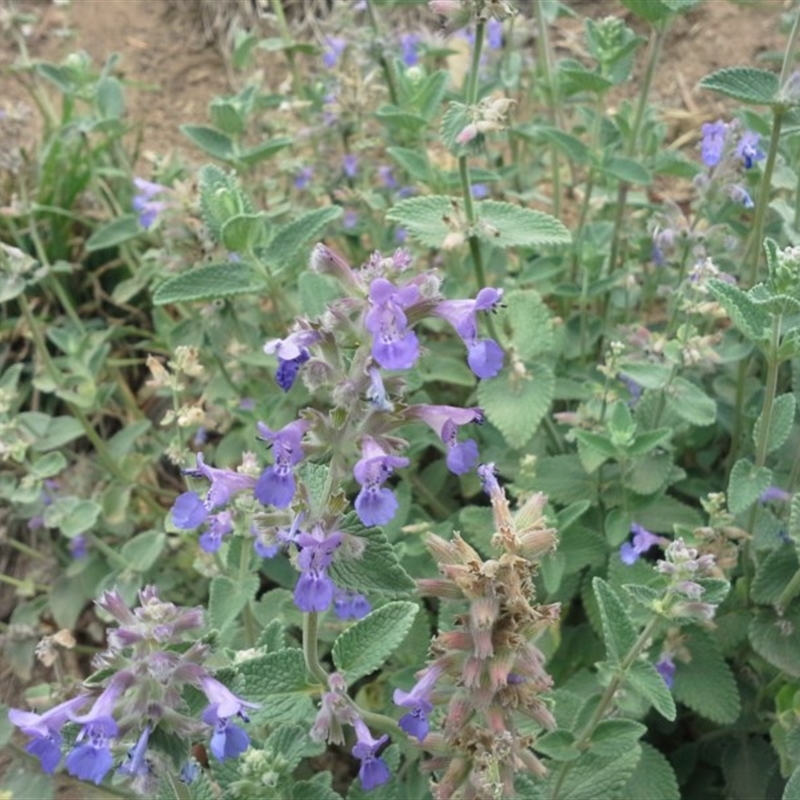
2,1,800,799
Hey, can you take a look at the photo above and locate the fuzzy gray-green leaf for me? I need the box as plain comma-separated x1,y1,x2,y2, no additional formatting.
152,262,265,305
754,393,796,455
728,458,773,514
332,601,418,684
476,200,571,248
699,66,780,105
386,196,458,248
593,577,637,663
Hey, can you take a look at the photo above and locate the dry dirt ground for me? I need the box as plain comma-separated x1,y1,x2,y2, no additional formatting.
0,0,793,797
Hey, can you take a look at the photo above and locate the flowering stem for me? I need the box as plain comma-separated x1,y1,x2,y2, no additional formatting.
745,109,785,285
365,0,399,106
302,612,331,687
550,616,660,800
269,0,303,97
0,572,50,593
780,6,800,87
239,539,257,647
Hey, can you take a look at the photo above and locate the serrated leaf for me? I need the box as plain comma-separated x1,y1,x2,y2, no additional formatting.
264,724,325,772
626,429,672,457
152,262,265,305
518,124,590,165
440,101,473,154
256,619,286,652
784,766,800,800
504,289,553,360
221,213,267,253
44,497,101,538
574,429,618,462
749,603,800,677
477,362,555,448
728,458,773,514
534,455,598,505
209,574,259,631
589,719,646,758
558,62,614,96
263,205,343,273
620,0,680,22
475,200,571,248
238,649,317,723
535,729,579,761
626,660,677,720
754,393,796,455
751,547,799,605
180,124,235,160
85,215,141,251
332,601,418,683
673,625,740,724
294,773,345,800
668,377,716,427
700,66,780,105
593,577,637,663
330,514,415,595
722,736,780,800
707,278,771,343
385,195,456,248
543,746,642,800
620,742,680,800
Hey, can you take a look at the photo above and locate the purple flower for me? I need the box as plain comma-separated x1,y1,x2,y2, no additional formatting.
69,535,88,559
471,183,489,199
65,718,118,784
729,184,754,208
333,589,371,620
433,287,505,379
366,366,394,412
364,277,421,370
736,131,764,169
132,177,169,229
202,705,251,761
323,37,347,68
400,33,421,66
352,718,391,791
255,419,309,508
294,525,343,612
378,165,398,189
9,695,91,774
477,462,501,496
172,453,257,529
264,329,320,392
198,510,234,554
655,654,676,689
118,725,151,780
294,166,314,190
343,153,359,178
620,522,663,565
343,209,359,230
353,438,409,527
761,486,792,502
617,373,643,406
199,675,259,721
486,19,503,49
700,121,728,168
393,664,443,741
406,404,484,475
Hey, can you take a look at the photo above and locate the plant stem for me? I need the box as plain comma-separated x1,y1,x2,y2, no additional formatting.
270,0,303,96
365,0,399,106
302,612,331,687
780,5,800,87
0,572,49,593
745,109,785,285
550,616,660,800
239,539,257,647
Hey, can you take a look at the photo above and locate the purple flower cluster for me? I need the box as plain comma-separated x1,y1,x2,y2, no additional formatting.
132,177,170,230
8,588,257,787
620,522,664,565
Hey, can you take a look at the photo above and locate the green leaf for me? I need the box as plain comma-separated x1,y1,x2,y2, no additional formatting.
707,278,771,343
85,215,141,251
626,428,672,456
44,497,101,538
263,724,324,772
385,195,457,248
751,547,799,605
238,136,293,166
626,660,677,720
120,531,166,573
589,719,646,759
620,0,680,23
96,76,124,118
264,205,343,273
543,746,642,800
256,619,286,652
673,626,740,724
209,574,259,631
749,602,800,677
238,649,317,724
410,69,449,121
517,124,590,165
754,393,796,455
198,164,252,242
699,66,780,106
784,767,800,800
152,262,265,305
722,736,781,800
669,377,716,427
504,289,553,360
220,213,267,253
387,146,431,182
574,429,618,471
601,156,652,185
180,124,235,160
332,601,418,683
728,458,773,515
618,362,673,390
440,101,473,154
330,514,415,595
475,200,571,248
558,63,614,96
535,730,580,761
593,577,637,663
534,455,598,505
30,452,67,479
620,742,680,800
477,362,555,448
29,416,85,452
